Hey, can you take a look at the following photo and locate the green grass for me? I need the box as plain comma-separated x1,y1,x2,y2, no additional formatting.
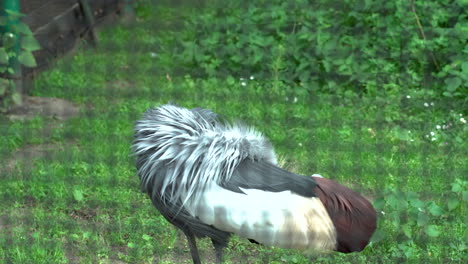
0,1,466,263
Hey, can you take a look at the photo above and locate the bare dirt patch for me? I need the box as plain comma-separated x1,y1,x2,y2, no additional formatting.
6,96,80,121
2,96,81,172
3,142,69,173
154,231,218,264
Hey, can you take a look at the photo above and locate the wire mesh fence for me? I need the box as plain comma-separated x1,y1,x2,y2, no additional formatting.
0,0,466,263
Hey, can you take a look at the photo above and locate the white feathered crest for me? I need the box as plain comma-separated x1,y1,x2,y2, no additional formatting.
132,104,277,207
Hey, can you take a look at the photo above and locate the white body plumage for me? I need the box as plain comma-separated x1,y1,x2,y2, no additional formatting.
185,182,336,251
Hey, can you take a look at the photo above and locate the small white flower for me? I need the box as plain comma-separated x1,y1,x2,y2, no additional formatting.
249,76,254,80
293,97,298,103
460,113,463,117
408,130,412,133
424,102,429,107
406,95,411,99
149,52,157,58
461,117,467,124
430,131,435,136
436,125,441,130
431,137,436,141
240,77,245,81
425,134,429,138
298,143,303,147
381,211,385,215
430,102,434,106
410,139,414,142
241,81,247,86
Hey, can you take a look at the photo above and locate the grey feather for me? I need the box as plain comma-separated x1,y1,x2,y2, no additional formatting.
132,103,277,243
133,104,277,207
223,159,318,197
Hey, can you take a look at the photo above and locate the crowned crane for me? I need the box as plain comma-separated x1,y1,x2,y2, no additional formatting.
132,104,377,264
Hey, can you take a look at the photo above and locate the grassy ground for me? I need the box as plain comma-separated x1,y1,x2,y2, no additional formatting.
0,1,466,263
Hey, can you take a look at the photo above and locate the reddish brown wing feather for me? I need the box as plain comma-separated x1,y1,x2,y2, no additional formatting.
313,177,377,253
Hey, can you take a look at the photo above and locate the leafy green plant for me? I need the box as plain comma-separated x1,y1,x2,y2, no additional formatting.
0,9,40,112
373,178,467,258
175,0,467,98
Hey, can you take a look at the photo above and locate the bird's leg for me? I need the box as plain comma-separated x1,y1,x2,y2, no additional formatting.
211,238,226,264
183,229,201,264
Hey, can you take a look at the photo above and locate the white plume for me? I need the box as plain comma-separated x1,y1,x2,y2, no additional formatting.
132,104,277,207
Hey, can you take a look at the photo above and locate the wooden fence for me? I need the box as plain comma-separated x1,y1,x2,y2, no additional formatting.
1,0,131,85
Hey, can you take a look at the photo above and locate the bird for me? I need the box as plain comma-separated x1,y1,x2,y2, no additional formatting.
132,103,377,264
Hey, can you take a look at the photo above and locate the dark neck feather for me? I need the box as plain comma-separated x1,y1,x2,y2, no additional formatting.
313,177,377,253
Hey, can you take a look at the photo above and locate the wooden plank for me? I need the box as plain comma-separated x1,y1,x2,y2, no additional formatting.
27,3,83,74
16,0,124,78
21,0,77,32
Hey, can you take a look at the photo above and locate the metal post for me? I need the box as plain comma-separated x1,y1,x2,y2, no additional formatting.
124,0,134,15
121,0,135,22
0,0,23,100
78,0,97,47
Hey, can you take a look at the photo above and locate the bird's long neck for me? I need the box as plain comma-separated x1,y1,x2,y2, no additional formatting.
312,176,377,253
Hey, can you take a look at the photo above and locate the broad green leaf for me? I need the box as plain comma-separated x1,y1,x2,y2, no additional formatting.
372,197,385,210
425,225,441,237
18,51,37,67
406,191,418,200
2,32,17,49
428,202,444,216
442,91,453,97
452,182,462,192
5,9,25,18
11,92,22,105
0,47,8,64
0,86,6,96
386,194,400,209
462,61,468,73
417,212,429,227
402,223,412,238
370,229,385,244
445,77,461,92
82,232,91,239
73,189,84,202
409,197,424,208
447,197,460,211
21,35,41,51
374,197,385,210
12,22,32,35
127,242,136,248
142,234,151,241
457,0,468,7
226,76,235,85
